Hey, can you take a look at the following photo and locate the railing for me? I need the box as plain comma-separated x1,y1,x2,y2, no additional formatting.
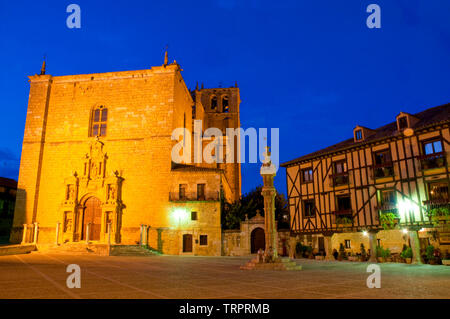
422,199,450,210
374,202,397,211
329,172,349,186
371,162,394,179
169,191,220,201
331,210,353,225
417,152,446,170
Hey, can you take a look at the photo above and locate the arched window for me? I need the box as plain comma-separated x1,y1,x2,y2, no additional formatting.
211,96,218,110
222,96,229,113
90,105,108,137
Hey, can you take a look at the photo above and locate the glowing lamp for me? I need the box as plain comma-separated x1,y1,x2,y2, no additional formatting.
362,231,368,237
402,228,408,234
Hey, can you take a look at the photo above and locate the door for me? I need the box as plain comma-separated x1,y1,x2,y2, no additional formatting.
318,237,325,254
251,227,265,253
183,234,193,253
82,197,102,241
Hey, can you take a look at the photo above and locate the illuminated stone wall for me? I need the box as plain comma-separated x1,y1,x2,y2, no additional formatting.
11,63,241,256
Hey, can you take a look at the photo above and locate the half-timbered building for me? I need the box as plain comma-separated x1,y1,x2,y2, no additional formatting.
281,103,450,262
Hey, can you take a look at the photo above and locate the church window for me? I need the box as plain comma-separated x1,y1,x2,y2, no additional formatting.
90,105,108,137
211,96,218,110
222,96,229,113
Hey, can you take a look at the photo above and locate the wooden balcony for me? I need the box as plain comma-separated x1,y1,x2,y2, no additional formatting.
169,191,220,202
329,172,349,187
371,162,394,179
417,152,446,170
374,202,397,211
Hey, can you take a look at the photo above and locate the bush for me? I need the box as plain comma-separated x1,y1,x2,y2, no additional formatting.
338,243,346,260
360,243,367,259
401,247,413,259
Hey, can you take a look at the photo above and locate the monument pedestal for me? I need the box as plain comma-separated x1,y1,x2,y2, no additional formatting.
240,256,302,271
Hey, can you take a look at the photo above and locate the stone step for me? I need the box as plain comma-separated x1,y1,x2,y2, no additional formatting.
0,244,36,256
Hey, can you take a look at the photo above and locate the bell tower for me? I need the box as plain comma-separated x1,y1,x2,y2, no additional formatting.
192,83,241,202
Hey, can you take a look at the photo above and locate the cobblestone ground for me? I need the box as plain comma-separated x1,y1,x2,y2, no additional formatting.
0,253,449,299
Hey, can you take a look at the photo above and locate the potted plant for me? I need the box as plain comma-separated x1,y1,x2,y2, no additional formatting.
307,246,315,259
400,246,413,264
376,246,385,263
383,248,392,262
336,216,353,230
442,251,450,266
427,206,450,226
379,212,400,230
338,243,346,261
359,243,367,262
426,245,435,264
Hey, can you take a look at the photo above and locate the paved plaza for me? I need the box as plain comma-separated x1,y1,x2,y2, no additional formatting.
0,253,449,299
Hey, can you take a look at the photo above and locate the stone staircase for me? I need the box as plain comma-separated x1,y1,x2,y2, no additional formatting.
37,243,158,257
109,245,158,257
37,243,110,256
240,257,302,271
0,244,36,256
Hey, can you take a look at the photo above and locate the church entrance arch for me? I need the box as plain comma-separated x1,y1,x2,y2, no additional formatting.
81,197,102,241
251,227,265,253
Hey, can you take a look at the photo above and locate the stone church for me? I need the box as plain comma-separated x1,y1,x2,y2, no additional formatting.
11,54,241,256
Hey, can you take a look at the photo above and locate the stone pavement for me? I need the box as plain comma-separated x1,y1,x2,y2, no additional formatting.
0,253,449,299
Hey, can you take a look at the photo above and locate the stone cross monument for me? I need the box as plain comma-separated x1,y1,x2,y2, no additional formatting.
260,147,278,259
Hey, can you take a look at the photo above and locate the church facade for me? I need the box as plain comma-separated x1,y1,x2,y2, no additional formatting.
11,57,241,256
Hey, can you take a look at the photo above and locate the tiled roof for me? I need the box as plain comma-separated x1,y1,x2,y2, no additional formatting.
281,103,450,167
171,163,224,173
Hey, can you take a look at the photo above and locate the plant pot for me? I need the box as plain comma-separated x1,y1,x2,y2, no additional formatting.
386,257,393,262
442,259,450,266
377,257,384,263
405,258,412,264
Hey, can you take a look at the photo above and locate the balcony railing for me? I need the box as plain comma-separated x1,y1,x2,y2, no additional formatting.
169,191,220,202
418,152,446,170
372,162,394,179
374,202,397,211
422,199,450,210
330,172,349,186
332,210,353,225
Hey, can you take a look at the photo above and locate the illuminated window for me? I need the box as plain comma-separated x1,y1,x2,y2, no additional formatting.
90,105,108,137
345,240,351,249
428,182,449,202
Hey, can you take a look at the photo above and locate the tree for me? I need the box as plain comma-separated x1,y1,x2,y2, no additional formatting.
221,186,290,230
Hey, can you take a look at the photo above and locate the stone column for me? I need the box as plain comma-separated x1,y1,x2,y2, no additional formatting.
55,222,60,245
260,147,278,259
139,224,143,246
33,222,39,244
107,223,112,245
324,235,334,260
368,231,378,262
22,224,28,244
86,223,91,243
408,229,422,265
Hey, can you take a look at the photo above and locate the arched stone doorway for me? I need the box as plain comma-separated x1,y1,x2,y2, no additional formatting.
251,227,265,253
81,197,102,241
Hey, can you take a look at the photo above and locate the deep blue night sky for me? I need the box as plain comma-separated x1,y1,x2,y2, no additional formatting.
1,0,450,197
